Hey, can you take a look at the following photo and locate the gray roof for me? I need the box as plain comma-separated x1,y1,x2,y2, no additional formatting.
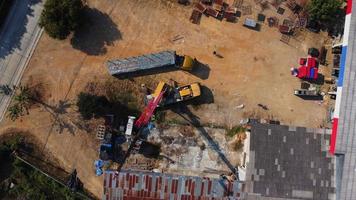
246,122,335,200
334,1,356,199
106,50,176,75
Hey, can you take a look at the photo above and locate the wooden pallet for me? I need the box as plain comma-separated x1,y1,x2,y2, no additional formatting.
280,34,291,44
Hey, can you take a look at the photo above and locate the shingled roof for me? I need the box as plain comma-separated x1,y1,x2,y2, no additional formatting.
245,122,335,200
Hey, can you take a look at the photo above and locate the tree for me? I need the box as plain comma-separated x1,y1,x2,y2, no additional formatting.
13,85,31,111
307,0,342,23
7,104,23,121
39,0,84,40
7,85,33,121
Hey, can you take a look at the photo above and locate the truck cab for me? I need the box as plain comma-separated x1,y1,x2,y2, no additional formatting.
175,55,196,71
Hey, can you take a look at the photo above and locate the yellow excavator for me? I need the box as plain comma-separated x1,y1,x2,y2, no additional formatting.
150,81,201,106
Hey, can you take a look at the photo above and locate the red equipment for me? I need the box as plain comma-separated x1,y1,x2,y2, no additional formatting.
134,91,164,129
296,57,318,80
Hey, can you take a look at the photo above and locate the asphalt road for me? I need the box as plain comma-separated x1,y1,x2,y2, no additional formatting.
0,0,44,121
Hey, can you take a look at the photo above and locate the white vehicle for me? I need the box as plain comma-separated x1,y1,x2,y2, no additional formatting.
125,116,136,136
294,89,319,96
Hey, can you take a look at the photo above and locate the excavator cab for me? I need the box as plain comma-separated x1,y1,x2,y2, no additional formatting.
178,83,201,100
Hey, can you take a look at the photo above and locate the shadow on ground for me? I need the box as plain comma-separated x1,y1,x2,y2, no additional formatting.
114,66,180,80
0,0,41,59
159,85,236,174
188,61,211,80
71,8,122,55
306,73,325,85
295,95,324,101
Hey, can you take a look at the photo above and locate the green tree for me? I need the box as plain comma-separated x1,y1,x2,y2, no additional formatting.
307,0,342,23
39,0,84,40
13,85,31,111
7,104,23,121
7,85,33,121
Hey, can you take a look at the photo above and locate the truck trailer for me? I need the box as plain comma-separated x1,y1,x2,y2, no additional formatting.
106,50,196,77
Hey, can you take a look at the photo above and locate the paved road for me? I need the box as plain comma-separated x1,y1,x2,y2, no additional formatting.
0,0,44,121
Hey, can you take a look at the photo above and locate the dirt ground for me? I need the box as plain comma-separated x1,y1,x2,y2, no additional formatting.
0,0,333,198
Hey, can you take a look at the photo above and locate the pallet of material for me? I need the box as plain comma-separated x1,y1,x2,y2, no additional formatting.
190,9,202,24
224,12,237,22
225,6,237,14
206,7,219,17
279,25,291,34
195,2,207,13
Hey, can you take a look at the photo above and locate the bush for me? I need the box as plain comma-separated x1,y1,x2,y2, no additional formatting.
0,137,83,199
7,85,34,121
233,140,244,151
39,0,84,39
76,92,108,119
226,125,246,138
8,159,82,200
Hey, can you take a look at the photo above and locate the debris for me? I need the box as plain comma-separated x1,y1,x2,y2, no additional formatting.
235,104,245,109
239,118,250,124
213,51,224,58
257,104,268,110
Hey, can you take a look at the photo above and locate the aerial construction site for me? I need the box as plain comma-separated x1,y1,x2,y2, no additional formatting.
0,0,349,199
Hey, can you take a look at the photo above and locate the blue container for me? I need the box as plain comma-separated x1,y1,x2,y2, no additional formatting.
310,68,315,78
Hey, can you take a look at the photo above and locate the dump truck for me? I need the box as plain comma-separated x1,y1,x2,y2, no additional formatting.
106,50,196,77
148,81,201,106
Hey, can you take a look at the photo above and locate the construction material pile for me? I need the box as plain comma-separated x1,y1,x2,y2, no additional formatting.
190,0,238,24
